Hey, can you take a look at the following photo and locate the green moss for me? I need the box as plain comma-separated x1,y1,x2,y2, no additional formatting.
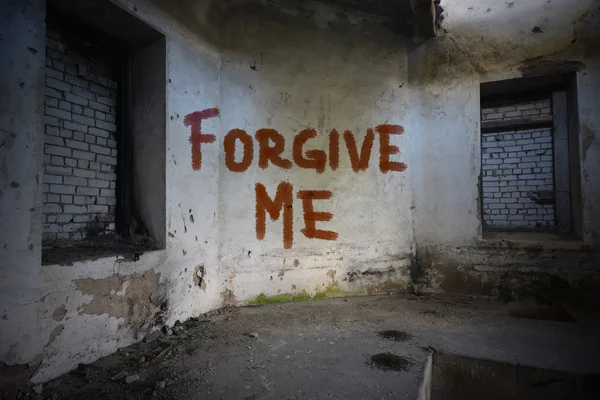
313,282,352,299
248,291,312,305
248,282,362,305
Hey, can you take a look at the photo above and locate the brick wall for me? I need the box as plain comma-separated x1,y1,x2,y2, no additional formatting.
43,28,119,241
481,99,556,229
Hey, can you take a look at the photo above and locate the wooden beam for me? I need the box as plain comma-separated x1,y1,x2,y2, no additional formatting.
411,0,437,42
481,116,553,133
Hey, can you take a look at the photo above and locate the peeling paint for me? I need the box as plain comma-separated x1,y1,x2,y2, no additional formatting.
51,305,66,322
74,269,161,332
47,324,64,347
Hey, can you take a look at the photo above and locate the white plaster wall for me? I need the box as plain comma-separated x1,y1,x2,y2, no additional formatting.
0,0,46,365
409,0,600,291
13,0,415,382
7,0,227,382
218,4,413,299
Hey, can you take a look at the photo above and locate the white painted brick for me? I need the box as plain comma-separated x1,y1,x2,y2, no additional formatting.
97,96,116,107
45,144,70,157
64,176,87,186
60,195,73,204
63,205,87,214
72,131,85,141
73,114,95,126
97,155,117,165
89,179,109,189
74,196,96,205
60,128,72,138
65,139,89,151
64,74,86,88
88,205,109,213
63,120,88,133
44,224,62,233
46,194,60,203
58,100,71,111
96,171,116,181
96,120,117,132
43,174,62,184
50,184,75,195
72,86,95,100
62,223,87,233
89,100,110,113
45,134,64,146
76,187,100,196
100,189,115,197
89,127,110,138
72,149,95,161
45,166,72,176
499,106,516,112
50,156,64,166
46,77,71,92
73,215,95,223
90,144,111,155
65,93,88,106
522,144,540,151
73,168,96,179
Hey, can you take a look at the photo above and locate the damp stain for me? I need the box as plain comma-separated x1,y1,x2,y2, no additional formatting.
368,353,414,372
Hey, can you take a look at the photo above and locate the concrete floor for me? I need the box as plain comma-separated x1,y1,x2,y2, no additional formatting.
18,293,600,399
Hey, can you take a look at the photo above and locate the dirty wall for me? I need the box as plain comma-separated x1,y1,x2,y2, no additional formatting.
409,0,600,298
1,0,414,382
1,0,599,385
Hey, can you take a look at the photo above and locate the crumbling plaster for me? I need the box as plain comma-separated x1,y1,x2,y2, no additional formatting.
0,0,599,384
409,0,600,294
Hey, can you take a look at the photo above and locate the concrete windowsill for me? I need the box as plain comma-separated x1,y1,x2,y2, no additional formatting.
480,231,584,250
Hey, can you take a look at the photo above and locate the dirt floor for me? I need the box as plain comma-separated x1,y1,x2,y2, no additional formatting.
6,293,600,399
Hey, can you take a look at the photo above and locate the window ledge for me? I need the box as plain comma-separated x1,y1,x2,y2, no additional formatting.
480,231,584,250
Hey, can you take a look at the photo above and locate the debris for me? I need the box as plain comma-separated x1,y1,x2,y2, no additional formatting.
111,371,128,381
125,374,139,384
156,380,166,390
248,332,259,338
145,330,161,343
154,341,175,362
173,325,184,334
139,357,146,363
162,325,173,335
32,384,43,395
